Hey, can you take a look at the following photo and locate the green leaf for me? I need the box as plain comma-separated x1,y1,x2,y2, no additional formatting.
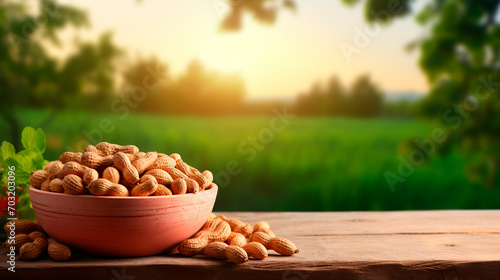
0,141,16,164
17,193,37,221
36,128,47,153
18,209,37,221
5,149,45,187
17,196,31,210
21,127,46,153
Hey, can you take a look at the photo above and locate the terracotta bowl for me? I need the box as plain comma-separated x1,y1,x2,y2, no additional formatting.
29,185,217,257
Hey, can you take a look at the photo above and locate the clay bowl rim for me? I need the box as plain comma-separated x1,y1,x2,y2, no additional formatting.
29,184,218,200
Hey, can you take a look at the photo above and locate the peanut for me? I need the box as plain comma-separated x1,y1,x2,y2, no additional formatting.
44,161,63,178
125,153,138,162
233,223,253,238
96,142,139,156
3,234,31,252
176,161,194,173
144,169,173,185
113,152,139,184
202,242,251,263
20,237,47,260
4,220,37,235
95,142,116,156
176,161,209,189
83,168,99,186
56,161,87,179
205,182,217,190
81,152,114,169
250,232,272,249
114,143,140,154
84,144,101,155
251,233,299,255
227,219,246,231
132,151,158,174
192,172,210,189
140,174,156,183
194,219,231,242
48,241,71,261
59,152,82,164
87,179,129,196
49,178,64,193
165,168,189,181
242,242,268,260
202,170,213,183
202,241,228,259
216,215,230,222
258,228,276,237
62,174,86,195
135,152,146,158
253,221,270,232
269,237,299,256
30,170,49,189
154,184,172,196
44,160,60,172
184,178,200,193
209,213,217,219
171,178,187,195
40,179,51,192
131,180,158,196
253,221,275,237
178,219,231,256
28,231,45,241
225,245,249,264
145,156,176,171
174,161,198,177
178,236,209,256
103,166,120,184
170,153,182,161
30,144,216,198
227,232,247,247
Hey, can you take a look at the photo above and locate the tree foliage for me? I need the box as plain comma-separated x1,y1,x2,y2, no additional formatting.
0,0,121,149
294,75,382,117
219,0,296,31
121,59,245,116
223,0,500,187
359,0,500,187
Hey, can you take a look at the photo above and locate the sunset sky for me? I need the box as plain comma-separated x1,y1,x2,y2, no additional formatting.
60,0,428,100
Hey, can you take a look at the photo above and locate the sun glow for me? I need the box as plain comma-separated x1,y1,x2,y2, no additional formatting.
196,31,259,73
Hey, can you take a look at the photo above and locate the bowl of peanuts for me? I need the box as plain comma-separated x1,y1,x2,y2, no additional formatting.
28,142,218,257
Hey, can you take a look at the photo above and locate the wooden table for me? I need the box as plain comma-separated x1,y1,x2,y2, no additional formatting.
1,211,500,280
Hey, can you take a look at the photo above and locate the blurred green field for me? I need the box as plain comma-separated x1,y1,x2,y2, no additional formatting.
4,109,500,211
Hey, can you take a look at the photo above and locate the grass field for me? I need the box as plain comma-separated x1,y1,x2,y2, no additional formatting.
4,109,500,211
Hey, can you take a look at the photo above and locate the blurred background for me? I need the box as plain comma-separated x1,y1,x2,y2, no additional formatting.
1,0,500,211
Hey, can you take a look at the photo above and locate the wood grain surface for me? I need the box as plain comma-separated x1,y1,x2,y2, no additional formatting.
1,211,499,280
